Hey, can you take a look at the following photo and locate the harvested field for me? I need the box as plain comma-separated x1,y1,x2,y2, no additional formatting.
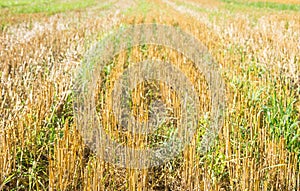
0,0,299,190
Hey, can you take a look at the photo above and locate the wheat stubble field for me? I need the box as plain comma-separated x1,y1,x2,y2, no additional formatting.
0,0,299,190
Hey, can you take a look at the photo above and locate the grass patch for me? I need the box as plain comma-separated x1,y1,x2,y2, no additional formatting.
174,0,210,13
124,0,154,16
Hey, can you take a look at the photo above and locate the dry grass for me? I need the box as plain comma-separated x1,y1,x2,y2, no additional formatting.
0,0,299,190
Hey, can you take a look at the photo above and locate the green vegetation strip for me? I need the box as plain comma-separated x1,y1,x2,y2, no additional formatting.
0,0,97,14
220,0,300,11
